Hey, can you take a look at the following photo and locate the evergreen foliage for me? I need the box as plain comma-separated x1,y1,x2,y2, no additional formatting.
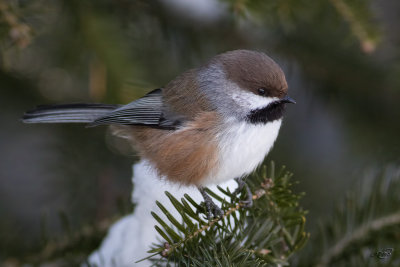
15,163,400,266
298,165,400,266
144,162,309,266
1,1,399,266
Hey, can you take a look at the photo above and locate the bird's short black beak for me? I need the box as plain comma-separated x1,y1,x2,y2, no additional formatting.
281,95,296,104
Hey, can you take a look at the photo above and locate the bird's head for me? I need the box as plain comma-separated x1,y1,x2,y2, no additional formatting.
198,50,295,123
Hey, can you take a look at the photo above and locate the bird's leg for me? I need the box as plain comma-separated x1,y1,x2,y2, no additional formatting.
233,177,253,208
198,187,223,220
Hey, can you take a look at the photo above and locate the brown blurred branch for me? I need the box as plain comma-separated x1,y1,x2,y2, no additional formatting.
0,0,32,48
89,55,107,101
329,0,376,53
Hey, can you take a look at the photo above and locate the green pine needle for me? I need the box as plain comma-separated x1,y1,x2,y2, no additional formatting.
146,161,309,266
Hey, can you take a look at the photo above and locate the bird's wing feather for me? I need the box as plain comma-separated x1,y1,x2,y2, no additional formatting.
89,88,181,129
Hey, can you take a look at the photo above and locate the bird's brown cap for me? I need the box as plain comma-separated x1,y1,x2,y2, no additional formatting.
212,50,288,99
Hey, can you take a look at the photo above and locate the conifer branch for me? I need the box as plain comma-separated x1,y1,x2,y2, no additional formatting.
146,162,309,266
328,0,377,53
317,210,400,267
160,189,266,257
298,165,400,266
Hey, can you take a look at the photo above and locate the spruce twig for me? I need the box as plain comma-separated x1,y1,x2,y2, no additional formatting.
328,0,378,53
146,162,309,266
299,165,400,266
317,210,400,267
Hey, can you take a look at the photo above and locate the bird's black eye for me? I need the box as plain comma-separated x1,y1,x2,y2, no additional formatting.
258,88,266,96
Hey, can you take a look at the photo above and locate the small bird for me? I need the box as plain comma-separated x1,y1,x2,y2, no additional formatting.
23,50,295,219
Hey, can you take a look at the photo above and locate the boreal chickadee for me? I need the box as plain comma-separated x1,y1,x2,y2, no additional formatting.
23,50,295,219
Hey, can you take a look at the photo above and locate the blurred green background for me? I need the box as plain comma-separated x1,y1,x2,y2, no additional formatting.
0,0,399,265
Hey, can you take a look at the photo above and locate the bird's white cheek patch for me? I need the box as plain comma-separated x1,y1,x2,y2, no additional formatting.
231,90,279,111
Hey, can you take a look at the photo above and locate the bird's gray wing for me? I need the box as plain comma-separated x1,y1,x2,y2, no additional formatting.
89,88,183,129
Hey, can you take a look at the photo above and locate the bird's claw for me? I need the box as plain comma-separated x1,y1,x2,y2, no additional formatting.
239,195,253,208
233,177,253,208
199,187,224,220
204,199,224,220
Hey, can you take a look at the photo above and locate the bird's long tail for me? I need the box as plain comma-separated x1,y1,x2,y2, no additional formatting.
22,103,120,124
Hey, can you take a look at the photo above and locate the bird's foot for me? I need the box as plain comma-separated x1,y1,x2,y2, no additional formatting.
233,177,253,208
199,188,223,220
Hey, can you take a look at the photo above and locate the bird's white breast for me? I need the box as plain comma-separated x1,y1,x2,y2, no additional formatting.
201,119,282,186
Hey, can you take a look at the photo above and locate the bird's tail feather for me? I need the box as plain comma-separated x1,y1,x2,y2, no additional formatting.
22,103,120,124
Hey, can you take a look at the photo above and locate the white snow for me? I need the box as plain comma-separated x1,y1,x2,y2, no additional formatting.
88,160,237,267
